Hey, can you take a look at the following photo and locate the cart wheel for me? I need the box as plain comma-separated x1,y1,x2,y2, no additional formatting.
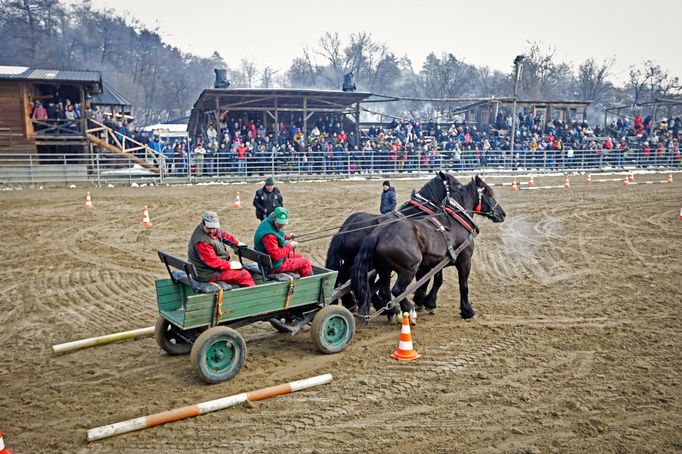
190,326,246,384
155,317,192,355
311,305,355,354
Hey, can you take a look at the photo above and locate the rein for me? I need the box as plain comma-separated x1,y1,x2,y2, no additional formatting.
297,194,446,244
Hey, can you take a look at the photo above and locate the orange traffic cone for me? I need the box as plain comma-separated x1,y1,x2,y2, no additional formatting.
511,179,519,191
667,174,673,184
528,175,535,186
628,172,635,183
563,177,571,189
142,206,152,228
232,192,243,208
623,176,630,187
84,191,94,209
0,431,13,454
585,173,592,184
390,312,421,361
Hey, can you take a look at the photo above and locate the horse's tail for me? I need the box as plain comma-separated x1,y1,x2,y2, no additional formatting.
351,232,379,314
325,233,344,270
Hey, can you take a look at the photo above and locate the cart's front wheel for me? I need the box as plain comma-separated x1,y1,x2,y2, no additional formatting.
311,305,355,354
190,326,246,384
155,317,192,355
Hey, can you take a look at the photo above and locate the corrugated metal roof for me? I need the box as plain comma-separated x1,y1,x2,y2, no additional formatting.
188,88,373,136
0,65,101,83
91,83,132,106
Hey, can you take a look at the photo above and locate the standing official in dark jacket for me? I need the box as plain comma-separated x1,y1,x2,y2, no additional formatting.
379,180,397,214
253,176,284,220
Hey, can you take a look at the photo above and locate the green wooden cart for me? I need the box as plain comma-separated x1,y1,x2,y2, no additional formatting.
154,247,355,383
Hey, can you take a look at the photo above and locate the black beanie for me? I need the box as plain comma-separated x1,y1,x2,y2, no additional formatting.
383,180,390,187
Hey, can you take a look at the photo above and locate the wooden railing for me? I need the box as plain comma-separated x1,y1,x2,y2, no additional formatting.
32,119,83,138
85,119,161,173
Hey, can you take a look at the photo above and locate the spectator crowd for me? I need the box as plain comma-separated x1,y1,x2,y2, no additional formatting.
65,105,682,175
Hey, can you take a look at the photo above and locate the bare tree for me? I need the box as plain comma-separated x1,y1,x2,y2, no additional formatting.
260,66,278,88
628,66,647,105
419,52,475,115
316,32,343,70
576,58,613,102
240,58,257,88
518,41,574,99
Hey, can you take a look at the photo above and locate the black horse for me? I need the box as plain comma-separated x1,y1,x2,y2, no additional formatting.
325,171,461,314
351,176,506,321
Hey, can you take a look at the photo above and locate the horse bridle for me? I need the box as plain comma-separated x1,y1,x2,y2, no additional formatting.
473,189,500,218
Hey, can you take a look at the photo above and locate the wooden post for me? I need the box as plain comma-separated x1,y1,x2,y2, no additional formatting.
52,326,155,354
22,81,32,138
80,86,86,137
274,96,279,138
303,96,308,146
355,103,360,151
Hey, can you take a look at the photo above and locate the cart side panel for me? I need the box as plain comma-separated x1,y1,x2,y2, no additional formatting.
181,293,217,328
164,269,339,330
216,270,336,322
155,278,187,328
313,269,336,304
218,283,318,321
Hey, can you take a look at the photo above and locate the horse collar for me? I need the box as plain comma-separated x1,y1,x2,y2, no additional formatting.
444,198,480,235
408,198,437,215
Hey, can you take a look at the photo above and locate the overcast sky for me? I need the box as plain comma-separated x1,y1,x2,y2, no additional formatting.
86,0,680,85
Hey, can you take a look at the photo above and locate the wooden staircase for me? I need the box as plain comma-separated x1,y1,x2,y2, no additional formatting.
86,120,160,173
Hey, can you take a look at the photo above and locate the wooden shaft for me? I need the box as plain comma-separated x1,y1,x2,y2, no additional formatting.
87,373,333,442
52,326,155,354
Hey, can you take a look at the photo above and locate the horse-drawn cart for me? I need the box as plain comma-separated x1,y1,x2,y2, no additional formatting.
154,246,355,383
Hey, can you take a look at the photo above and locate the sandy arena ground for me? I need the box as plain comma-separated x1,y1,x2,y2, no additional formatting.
1,173,681,453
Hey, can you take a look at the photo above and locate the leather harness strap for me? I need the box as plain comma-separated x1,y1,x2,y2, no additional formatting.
408,199,437,215
443,207,477,234
208,283,225,325
284,276,295,309
426,217,461,263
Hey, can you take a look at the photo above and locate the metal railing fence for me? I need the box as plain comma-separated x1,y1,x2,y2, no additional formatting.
0,147,679,185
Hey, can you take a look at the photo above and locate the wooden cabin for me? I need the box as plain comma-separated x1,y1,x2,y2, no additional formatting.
0,65,102,160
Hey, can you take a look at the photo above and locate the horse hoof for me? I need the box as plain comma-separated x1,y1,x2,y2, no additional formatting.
354,316,369,328
427,309,436,315
415,305,424,312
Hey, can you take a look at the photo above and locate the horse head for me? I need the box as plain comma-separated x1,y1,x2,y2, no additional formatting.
472,175,506,223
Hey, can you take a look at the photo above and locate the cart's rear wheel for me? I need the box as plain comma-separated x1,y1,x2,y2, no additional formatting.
190,326,246,384
311,305,355,354
155,317,192,355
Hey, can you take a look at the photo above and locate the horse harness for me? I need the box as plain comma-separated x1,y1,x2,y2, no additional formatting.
421,196,479,264
407,191,439,215
358,194,480,322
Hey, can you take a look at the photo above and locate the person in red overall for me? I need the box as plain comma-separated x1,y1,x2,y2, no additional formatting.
187,211,255,287
253,207,313,277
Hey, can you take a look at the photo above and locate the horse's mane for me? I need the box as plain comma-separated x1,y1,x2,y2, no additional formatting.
417,173,461,203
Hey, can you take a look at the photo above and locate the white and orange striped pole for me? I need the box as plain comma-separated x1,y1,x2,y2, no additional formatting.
87,373,333,442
